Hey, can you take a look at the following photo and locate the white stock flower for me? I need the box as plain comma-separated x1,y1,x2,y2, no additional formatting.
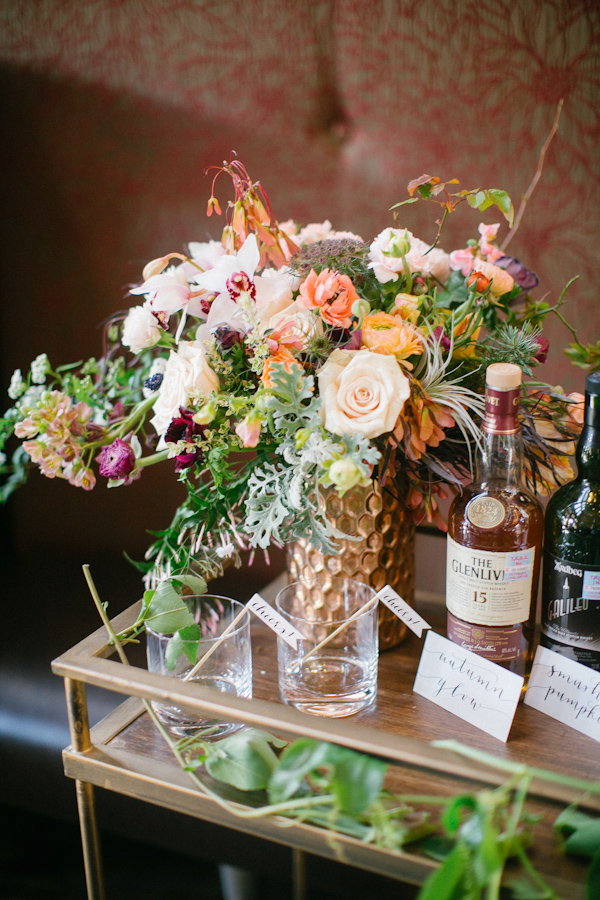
122,303,162,353
8,369,25,400
317,348,410,439
150,341,220,437
30,353,49,385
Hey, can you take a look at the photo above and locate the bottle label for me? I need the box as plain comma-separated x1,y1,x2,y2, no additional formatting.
446,536,535,626
483,386,520,434
447,611,523,661
541,551,600,653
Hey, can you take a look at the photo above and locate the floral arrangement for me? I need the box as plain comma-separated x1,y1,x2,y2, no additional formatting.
1,153,596,586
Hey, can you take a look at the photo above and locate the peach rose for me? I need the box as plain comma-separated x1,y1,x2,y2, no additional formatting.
298,268,358,329
361,313,423,362
317,348,410,439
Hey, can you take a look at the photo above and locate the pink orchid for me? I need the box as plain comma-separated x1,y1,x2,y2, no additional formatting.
130,269,207,342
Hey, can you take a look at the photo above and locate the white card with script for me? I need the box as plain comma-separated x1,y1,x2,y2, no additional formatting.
413,630,524,742
374,586,431,637
524,645,600,744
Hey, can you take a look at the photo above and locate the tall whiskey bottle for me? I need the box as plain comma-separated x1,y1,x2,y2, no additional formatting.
541,371,600,670
446,363,543,676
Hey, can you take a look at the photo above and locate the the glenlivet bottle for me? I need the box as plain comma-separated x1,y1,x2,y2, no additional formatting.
446,363,544,676
541,371,600,670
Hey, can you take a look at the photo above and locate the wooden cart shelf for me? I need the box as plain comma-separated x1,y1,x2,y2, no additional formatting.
52,577,598,900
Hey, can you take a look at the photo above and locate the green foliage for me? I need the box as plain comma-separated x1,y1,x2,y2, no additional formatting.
564,340,600,371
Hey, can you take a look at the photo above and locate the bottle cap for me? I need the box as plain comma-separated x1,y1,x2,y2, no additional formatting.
585,371,600,395
486,363,522,390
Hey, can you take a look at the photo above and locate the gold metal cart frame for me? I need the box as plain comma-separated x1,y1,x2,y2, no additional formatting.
52,586,598,900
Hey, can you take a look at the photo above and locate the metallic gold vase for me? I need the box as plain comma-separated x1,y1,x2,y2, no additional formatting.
286,482,415,650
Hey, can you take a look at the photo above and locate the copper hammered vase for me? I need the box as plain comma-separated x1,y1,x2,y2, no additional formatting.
286,483,415,650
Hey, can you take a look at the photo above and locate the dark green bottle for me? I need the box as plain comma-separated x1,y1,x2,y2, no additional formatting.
541,371,600,670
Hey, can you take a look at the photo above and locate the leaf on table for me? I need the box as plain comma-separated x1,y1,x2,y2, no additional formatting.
268,738,330,804
205,729,285,792
416,843,469,900
326,746,387,816
587,847,600,900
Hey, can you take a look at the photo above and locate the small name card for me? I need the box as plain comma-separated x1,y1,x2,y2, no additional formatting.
524,646,600,744
375,586,431,637
246,593,305,649
413,631,524,742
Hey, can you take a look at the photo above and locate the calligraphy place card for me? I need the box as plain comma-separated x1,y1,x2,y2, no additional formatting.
374,586,432,637
413,631,524,742
524,645,600,743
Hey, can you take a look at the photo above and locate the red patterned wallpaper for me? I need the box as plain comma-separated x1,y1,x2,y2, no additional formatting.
0,0,598,552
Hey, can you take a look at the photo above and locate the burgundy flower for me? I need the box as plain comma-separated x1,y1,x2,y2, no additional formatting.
495,256,539,291
212,324,244,350
534,335,550,364
164,407,205,471
97,438,136,479
432,326,452,352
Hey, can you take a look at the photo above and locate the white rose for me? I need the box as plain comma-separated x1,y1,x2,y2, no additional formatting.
150,341,220,436
268,301,323,347
121,303,161,353
317,348,410,439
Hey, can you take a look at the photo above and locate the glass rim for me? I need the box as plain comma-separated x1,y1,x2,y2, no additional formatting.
275,579,378,625
145,595,250,640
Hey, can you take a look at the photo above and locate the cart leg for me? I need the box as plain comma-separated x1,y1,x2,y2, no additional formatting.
64,677,106,900
293,848,307,900
75,778,106,900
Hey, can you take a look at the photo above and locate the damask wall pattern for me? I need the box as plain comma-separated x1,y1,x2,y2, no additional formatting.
0,0,598,551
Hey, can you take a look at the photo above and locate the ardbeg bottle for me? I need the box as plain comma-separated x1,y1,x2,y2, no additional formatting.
541,371,600,670
446,363,543,677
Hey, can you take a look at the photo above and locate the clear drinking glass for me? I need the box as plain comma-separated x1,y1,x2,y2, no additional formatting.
146,594,252,739
275,577,378,717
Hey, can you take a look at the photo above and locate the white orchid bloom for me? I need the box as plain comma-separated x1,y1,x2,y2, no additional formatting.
194,234,262,341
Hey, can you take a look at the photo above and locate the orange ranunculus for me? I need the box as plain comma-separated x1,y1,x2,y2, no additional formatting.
261,347,303,388
298,268,358,328
361,312,423,362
